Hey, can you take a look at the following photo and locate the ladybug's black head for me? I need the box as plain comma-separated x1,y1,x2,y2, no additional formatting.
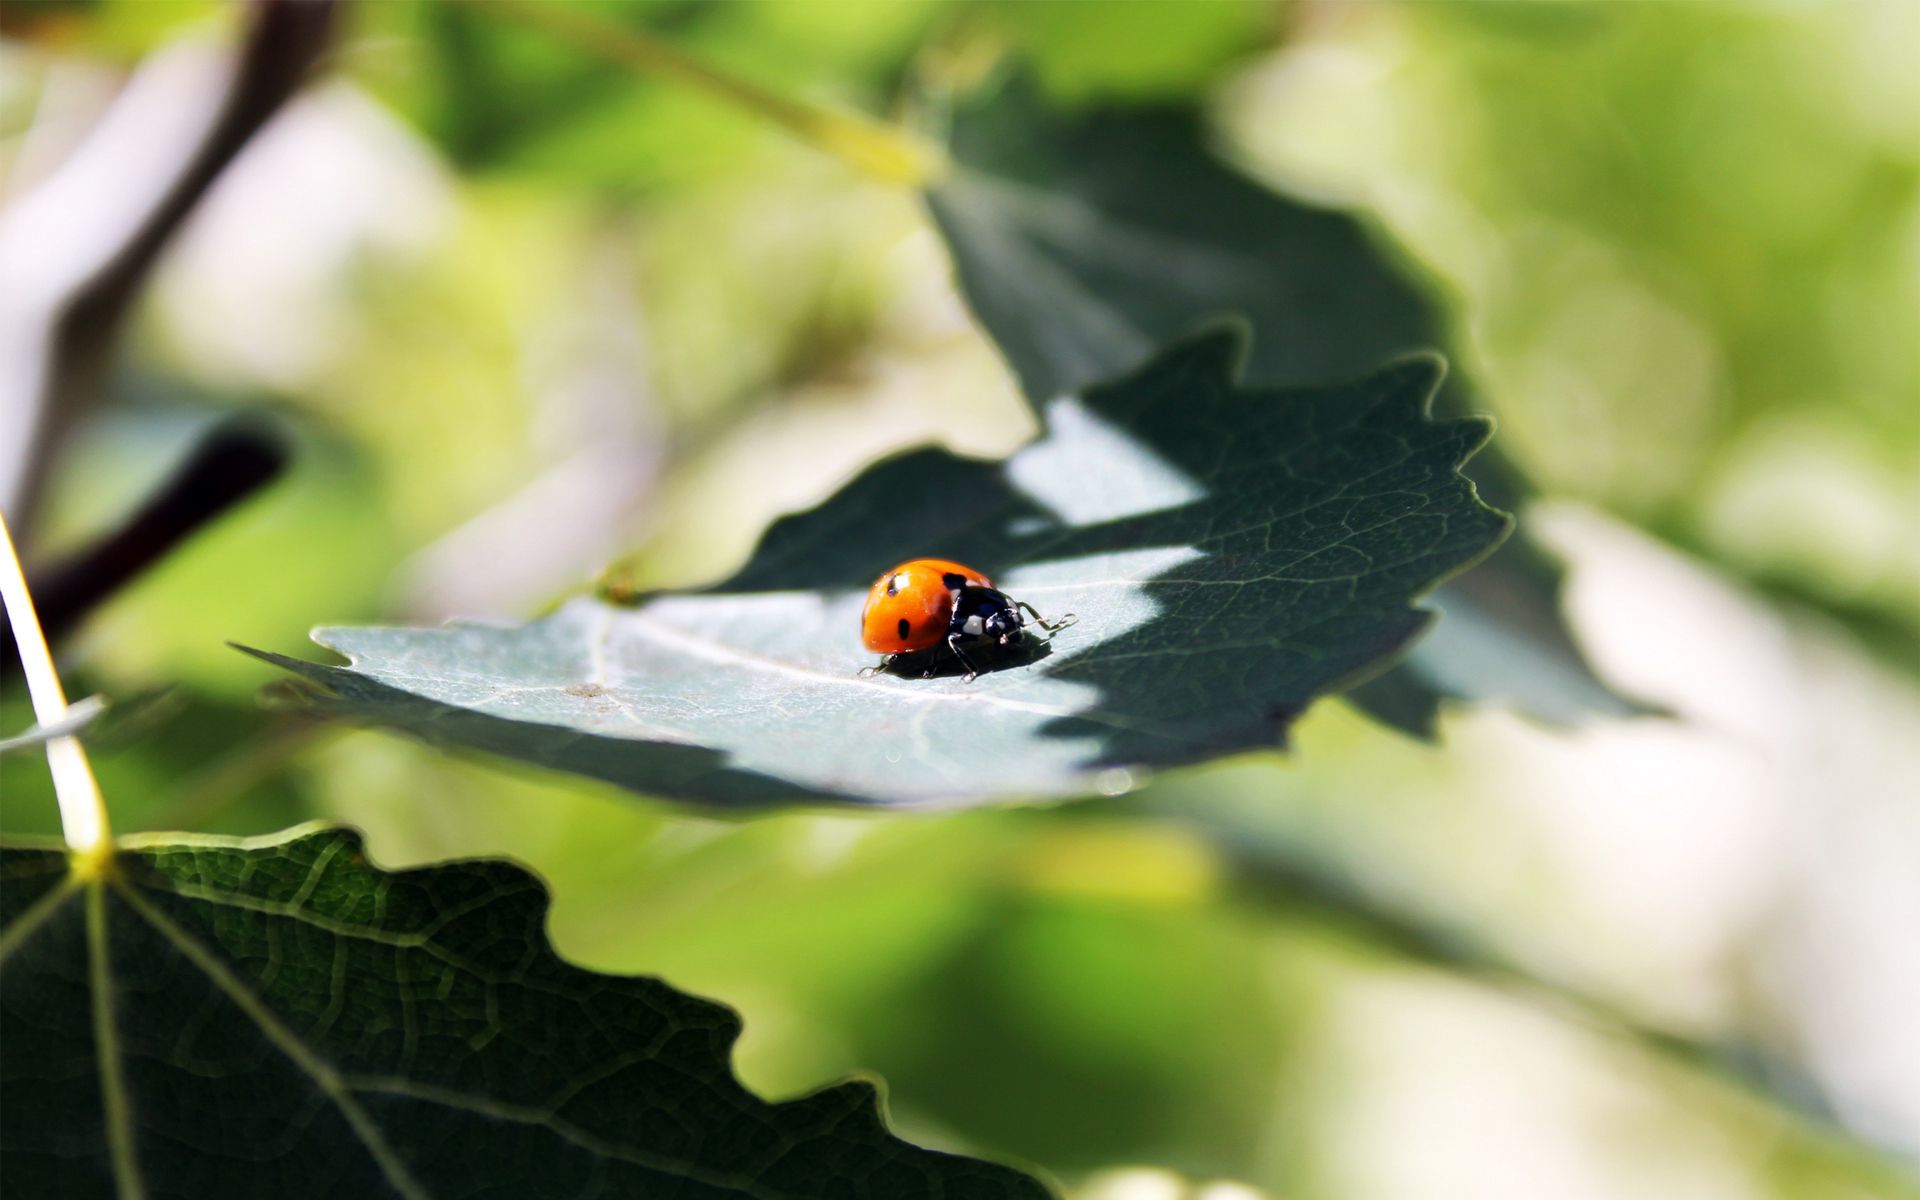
983,603,1024,644
951,585,1027,645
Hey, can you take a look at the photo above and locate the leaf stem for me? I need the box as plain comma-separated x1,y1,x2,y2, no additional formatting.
472,0,948,187
0,511,111,868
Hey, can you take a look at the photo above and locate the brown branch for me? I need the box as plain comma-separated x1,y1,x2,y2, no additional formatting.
22,419,289,657
0,0,339,537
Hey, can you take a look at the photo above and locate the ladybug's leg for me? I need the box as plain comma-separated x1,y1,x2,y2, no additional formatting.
914,645,941,678
1016,601,1078,635
944,588,985,680
946,633,981,682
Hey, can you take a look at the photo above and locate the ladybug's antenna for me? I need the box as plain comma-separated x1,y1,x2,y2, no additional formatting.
1018,602,1077,636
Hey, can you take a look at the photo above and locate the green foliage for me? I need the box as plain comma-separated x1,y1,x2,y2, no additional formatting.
976,0,1272,102
0,690,312,840
369,0,940,190
923,70,1637,733
251,333,1505,806
0,826,1046,1197
1267,0,1920,653
4,1,1913,1194
927,73,1455,424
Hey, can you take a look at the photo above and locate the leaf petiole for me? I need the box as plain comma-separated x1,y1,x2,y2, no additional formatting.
0,512,111,870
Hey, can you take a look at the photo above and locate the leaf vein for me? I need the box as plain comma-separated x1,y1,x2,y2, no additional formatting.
114,880,432,1200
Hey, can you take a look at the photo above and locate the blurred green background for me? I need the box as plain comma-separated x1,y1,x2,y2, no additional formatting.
2,1,1916,1197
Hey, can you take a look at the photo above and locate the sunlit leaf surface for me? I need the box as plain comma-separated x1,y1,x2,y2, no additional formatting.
0,826,1047,1198
924,71,1636,734
252,333,1506,808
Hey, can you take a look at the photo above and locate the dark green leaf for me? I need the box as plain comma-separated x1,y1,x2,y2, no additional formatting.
249,332,1507,808
922,70,1638,734
0,825,1047,1197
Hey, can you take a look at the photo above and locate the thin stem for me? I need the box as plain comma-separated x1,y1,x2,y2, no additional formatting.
0,511,111,867
476,0,948,188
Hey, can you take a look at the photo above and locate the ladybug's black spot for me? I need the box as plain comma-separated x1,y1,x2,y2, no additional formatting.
885,575,898,596
942,573,966,590
897,618,911,641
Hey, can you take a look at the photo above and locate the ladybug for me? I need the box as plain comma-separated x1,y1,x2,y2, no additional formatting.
861,557,1074,681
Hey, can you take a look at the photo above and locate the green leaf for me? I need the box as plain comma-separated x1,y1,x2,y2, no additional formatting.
0,825,1047,1197
373,0,940,189
249,331,1507,808
975,0,1273,102
922,70,1638,734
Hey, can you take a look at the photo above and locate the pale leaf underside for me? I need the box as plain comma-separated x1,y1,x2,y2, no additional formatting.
254,333,1508,808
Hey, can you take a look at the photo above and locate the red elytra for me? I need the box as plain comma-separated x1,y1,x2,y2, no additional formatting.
860,558,991,654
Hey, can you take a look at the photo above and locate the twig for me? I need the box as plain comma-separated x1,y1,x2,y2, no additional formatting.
473,0,946,187
18,419,287,658
0,0,337,533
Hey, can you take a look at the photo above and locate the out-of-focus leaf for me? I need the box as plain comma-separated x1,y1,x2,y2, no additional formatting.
249,331,1507,808
1378,3,1920,649
0,824,1047,1197
370,0,939,189
977,0,1273,102
0,689,315,841
0,0,221,59
922,71,1638,734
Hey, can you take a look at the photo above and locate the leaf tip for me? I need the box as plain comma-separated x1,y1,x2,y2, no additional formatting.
227,640,276,663
1374,349,1450,417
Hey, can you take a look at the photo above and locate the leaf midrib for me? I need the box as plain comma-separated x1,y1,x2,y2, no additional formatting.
88,883,144,1200
113,879,430,1200
0,853,860,1200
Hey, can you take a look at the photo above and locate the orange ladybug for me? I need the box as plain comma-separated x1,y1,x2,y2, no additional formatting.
861,557,1073,680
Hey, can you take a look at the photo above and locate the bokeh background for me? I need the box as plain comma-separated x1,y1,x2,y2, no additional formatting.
3,2,1917,1197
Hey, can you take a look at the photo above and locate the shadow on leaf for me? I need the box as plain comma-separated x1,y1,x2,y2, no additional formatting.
253,329,1506,807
